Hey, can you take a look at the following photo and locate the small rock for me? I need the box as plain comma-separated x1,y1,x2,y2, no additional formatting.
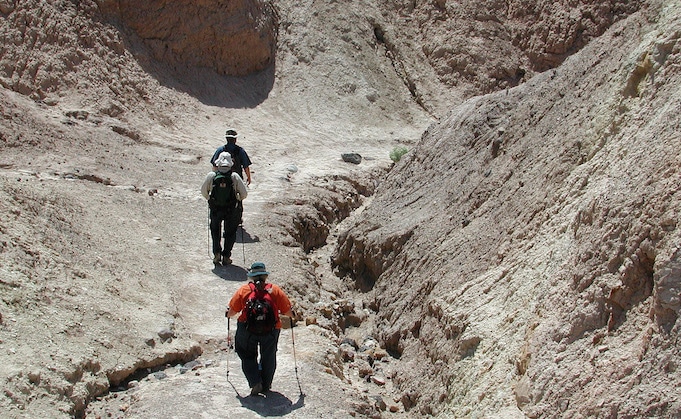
184,360,202,370
320,306,333,319
357,361,374,378
361,337,378,349
66,110,89,120
342,153,362,164
371,375,386,386
153,371,167,380
339,344,356,362
28,370,41,385
371,348,388,361
157,328,174,341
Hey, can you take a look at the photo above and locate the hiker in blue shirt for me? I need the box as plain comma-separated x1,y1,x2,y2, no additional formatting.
211,129,253,186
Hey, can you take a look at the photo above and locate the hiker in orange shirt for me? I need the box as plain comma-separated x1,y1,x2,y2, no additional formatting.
226,262,293,396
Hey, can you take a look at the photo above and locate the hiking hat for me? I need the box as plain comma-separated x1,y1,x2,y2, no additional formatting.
225,128,238,141
247,262,270,277
214,152,233,172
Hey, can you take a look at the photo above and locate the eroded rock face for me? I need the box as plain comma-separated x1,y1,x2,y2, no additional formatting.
370,0,642,114
0,0,276,104
333,2,681,416
98,0,277,76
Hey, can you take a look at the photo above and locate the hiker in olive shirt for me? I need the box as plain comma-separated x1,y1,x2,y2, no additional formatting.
226,262,293,396
201,152,248,265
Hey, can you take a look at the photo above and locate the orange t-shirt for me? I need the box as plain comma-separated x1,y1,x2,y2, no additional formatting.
229,282,292,329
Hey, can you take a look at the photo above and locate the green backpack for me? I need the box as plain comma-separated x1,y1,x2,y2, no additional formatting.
210,172,237,209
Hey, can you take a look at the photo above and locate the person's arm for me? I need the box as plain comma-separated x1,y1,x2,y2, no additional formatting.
201,172,215,200
239,148,252,185
273,286,293,318
244,166,252,186
232,173,248,200
225,286,247,317
279,307,294,328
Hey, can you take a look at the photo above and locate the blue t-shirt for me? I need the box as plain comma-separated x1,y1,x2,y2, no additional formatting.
211,143,251,177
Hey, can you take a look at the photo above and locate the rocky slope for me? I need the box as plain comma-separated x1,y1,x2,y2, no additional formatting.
1,0,679,418
334,1,681,416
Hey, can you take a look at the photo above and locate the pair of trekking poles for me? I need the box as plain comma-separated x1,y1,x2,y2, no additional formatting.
225,316,304,397
213,210,303,396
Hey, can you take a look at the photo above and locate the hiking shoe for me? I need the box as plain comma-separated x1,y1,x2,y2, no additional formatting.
213,253,221,264
250,382,263,396
222,255,232,265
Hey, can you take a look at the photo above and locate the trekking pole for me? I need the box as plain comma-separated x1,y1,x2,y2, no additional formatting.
208,206,213,260
224,312,241,396
290,319,305,396
240,222,246,266
226,315,231,379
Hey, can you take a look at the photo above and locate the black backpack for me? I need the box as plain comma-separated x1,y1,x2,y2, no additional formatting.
245,283,277,335
225,144,244,180
209,171,237,209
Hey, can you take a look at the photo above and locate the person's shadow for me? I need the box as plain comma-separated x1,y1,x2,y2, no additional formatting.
212,263,248,281
237,225,260,244
236,391,305,416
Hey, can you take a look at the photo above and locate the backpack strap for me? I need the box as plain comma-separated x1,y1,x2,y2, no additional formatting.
249,281,272,294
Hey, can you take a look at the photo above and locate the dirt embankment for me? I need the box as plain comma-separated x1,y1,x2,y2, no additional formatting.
333,2,681,416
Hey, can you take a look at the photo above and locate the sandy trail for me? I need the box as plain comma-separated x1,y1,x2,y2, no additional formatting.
83,108,408,418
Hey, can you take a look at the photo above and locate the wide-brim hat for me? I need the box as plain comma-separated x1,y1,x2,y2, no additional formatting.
247,262,270,277
225,128,238,140
214,152,233,172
